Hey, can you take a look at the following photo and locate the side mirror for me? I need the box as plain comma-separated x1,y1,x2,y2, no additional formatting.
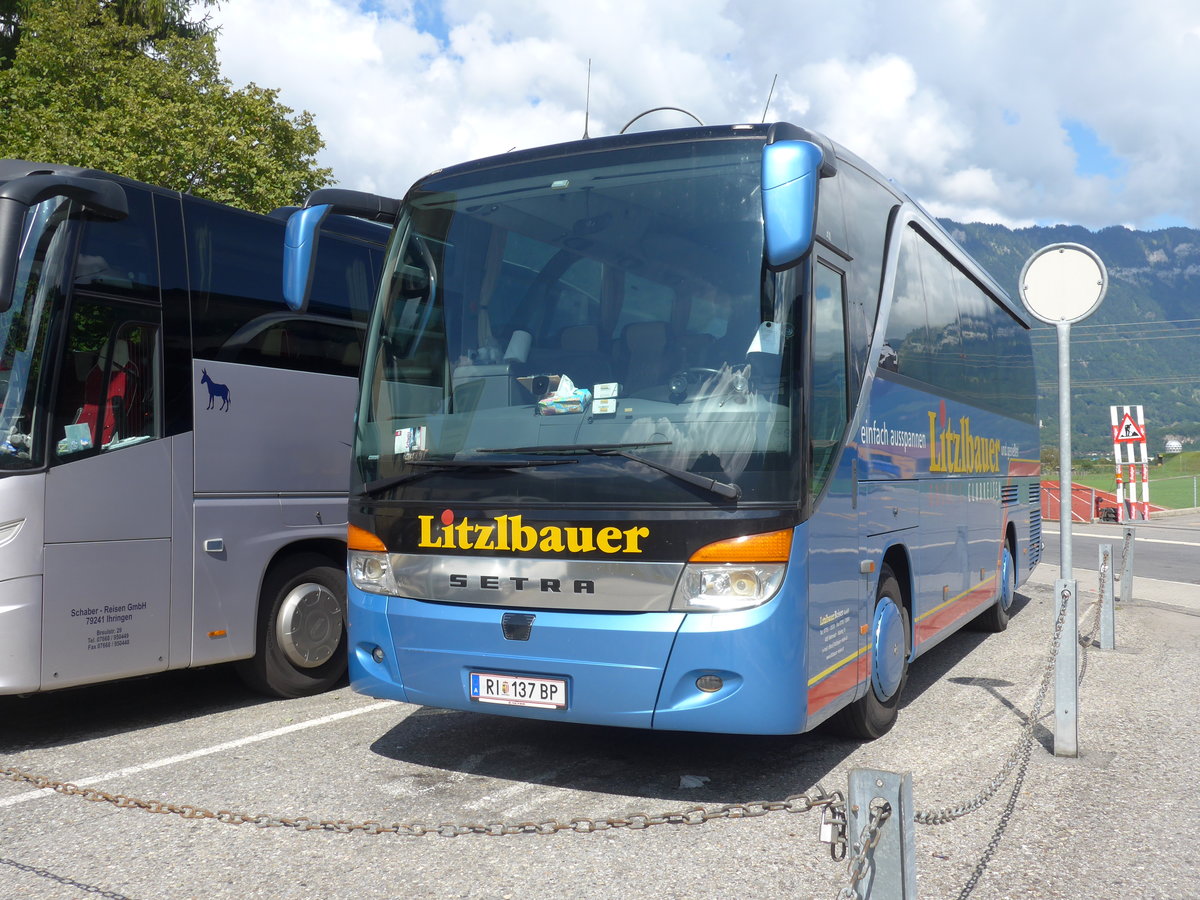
282,204,332,312
281,188,400,312
305,188,401,224
761,140,824,270
0,174,128,313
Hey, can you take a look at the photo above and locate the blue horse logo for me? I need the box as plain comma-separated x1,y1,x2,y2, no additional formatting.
200,368,231,411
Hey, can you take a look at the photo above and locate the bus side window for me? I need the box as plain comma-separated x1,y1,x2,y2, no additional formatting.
73,190,160,301
54,300,161,458
811,261,849,496
882,226,927,377
186,199,370,378
916,237,965,392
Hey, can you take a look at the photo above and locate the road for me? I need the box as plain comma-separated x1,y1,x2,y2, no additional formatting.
1040,510,1200,586
2,561,1199,898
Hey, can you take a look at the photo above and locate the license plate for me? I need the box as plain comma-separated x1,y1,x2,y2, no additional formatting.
469,672,567,709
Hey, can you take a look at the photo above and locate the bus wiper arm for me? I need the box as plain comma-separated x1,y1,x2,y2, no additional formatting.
407,458,579,468
361,458,577,495
475,442,740,501
599,449,741,501
476,441,673,453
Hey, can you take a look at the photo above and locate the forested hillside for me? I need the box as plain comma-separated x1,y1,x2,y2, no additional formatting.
943,221,1200,457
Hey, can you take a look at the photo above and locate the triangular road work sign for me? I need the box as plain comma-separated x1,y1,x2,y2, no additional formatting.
1112,413,1146,443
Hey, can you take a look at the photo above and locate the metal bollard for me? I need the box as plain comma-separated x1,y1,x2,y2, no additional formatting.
845,769,917,899
1099,544,1115,650
1119,527,1136,605
1054,579,1078,757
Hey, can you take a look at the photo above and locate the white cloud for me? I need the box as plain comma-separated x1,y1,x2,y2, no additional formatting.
210,0,1200,229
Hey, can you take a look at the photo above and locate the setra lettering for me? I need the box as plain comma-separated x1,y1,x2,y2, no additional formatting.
448,574,597,595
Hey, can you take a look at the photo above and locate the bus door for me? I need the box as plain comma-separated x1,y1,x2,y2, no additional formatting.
803,260,865,723
41,292,171,690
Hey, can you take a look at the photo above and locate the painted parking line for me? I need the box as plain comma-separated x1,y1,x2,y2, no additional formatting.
0,700,397,809
1042,527,1200,548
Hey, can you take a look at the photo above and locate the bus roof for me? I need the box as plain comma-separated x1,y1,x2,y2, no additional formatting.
0,158,387,244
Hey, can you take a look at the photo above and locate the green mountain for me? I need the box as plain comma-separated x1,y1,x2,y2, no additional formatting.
942,221,1200,457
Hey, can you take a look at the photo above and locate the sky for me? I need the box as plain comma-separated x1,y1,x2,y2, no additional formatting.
209,0,1200,231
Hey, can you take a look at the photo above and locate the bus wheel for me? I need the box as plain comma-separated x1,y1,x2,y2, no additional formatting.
237,554,347,698
832,566,909,741
974,544,1015,633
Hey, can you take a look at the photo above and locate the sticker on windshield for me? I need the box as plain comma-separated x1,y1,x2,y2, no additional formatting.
395,426,427,455
748,321,782,355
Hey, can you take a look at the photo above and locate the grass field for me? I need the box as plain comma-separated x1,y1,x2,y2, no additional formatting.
1063,450,1200,509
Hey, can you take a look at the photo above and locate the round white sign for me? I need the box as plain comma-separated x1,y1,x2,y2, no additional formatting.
1019,243,1107,324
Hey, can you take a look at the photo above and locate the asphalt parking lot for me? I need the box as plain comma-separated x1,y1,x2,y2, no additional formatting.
2,561,1198,900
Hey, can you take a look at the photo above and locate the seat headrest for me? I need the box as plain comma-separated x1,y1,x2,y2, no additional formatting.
622,321,668,353
560,324,600,352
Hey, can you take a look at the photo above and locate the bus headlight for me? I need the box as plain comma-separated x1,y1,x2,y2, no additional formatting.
671,563,785,611
349,551,397,595
670,528,791,612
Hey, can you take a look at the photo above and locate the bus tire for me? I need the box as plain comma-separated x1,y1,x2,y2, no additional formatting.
236,554,347,698
974,543,1016,633
832,566,909,741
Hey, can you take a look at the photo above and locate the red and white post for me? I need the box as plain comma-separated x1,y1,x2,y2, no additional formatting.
1111,405,1149,521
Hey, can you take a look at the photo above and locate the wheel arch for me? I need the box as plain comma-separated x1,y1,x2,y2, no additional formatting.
880,543,914,658
259,538,346,606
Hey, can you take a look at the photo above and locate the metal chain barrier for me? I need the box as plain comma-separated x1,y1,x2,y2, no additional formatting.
913,578,1112,900
1077,593,1104,685
912,585,1071,826
0,764,840,837
951,731,1032,900
837,800,892,900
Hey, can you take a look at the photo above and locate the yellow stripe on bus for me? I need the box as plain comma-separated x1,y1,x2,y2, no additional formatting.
915,573,996,623
807,645,868,687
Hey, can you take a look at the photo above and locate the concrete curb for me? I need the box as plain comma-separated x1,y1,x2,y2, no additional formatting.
1026,562,1200,616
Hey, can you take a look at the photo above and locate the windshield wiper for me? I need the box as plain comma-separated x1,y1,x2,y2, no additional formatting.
361,457,577,496
478,441,673,453
475,442,741,501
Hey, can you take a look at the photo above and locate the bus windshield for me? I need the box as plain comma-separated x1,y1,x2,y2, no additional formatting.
0,197,72,470
356,137,802,505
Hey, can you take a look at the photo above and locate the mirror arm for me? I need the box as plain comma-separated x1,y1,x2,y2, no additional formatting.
0,174,128,313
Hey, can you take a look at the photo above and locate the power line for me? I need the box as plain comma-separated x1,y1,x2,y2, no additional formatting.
1031,331,1200,347
1035,316,1200,331
1040,375,1200,388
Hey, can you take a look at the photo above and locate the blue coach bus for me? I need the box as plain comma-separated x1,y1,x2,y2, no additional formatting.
286,122,1040,737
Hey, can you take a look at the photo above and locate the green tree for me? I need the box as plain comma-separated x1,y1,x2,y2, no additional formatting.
0,0,331,212
1,1,214,70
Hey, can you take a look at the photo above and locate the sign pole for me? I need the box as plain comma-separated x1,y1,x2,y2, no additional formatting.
1139,406,1150,519
1053,320,1079,757
1019,243,1107,759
